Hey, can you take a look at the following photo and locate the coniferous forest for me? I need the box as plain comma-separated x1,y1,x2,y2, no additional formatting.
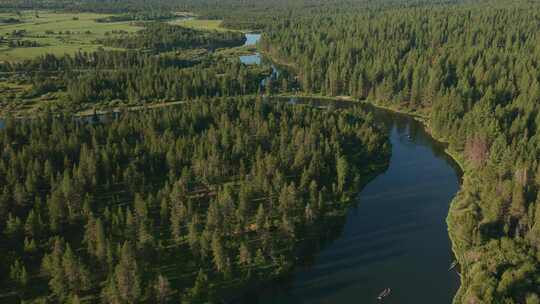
260,2,540,303
0,98,389,302
1,0,540,303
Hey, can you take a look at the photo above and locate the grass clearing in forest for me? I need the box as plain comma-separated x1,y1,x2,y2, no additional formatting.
0,11,143,61
168,18,230,31
0,80,69,117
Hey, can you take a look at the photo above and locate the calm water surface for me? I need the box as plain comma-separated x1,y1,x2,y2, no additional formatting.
249,99,462,304
244,33,261,47
240,33,262,65
239,53,261,65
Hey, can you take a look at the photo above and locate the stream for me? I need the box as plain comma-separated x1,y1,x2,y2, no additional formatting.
240,33,280,86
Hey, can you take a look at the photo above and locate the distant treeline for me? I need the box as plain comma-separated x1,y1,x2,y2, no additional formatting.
0,50,196,72
7,40,41,48
0,0,477,30
97,23,246,52
0,17,20,24
94,12,176,23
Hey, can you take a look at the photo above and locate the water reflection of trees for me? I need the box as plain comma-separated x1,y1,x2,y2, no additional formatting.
237,212,348,303
271,96,463,181
249,97,463,304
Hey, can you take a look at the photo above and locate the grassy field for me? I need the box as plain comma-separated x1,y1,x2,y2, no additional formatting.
168,18,233,31
0,11,246,61
0,11,143,61
0,11,255,117
0,79,69,117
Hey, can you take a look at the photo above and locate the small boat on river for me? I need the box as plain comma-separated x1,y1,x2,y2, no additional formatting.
377,288,391,301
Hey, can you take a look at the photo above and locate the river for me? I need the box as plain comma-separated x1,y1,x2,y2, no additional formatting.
244,33,262,46
237,33,462,301
237,98,462,303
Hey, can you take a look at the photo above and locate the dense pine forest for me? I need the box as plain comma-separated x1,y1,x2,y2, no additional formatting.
1,0,540,303
1,52,267,106
97,23,245,52
0,98,389,302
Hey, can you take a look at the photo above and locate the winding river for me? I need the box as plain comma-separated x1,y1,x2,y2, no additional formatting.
247,99,462,303
238,33,463,303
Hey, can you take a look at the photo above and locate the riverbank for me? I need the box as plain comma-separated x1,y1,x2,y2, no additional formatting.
256,94,461,303
361,99,468,173
356,98,469,304
275,91,469,303
276,93,467,171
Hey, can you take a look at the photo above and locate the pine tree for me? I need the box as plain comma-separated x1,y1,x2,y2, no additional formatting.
187,217,200,257
84,216,107,262
62,244,91,294
336,154,349,193
48,190,67,231
238,242,252,266
170,202,184,245
154,274,172,304
114,242,141,303
211,232,229,275
42,238,68,300
24,209,40,238
10,259,28,286
255,203,266,231
187,269,211,303
4,213,23,239
23,237,37,253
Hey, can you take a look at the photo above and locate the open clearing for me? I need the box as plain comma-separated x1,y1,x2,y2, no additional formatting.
168,18,232,31
0,11,143,61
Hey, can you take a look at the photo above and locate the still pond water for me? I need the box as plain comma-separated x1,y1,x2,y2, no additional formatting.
244,33,262,47
240,33,262,65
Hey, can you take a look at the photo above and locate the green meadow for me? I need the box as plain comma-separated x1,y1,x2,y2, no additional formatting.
0,11,143,61
168,18,234,32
